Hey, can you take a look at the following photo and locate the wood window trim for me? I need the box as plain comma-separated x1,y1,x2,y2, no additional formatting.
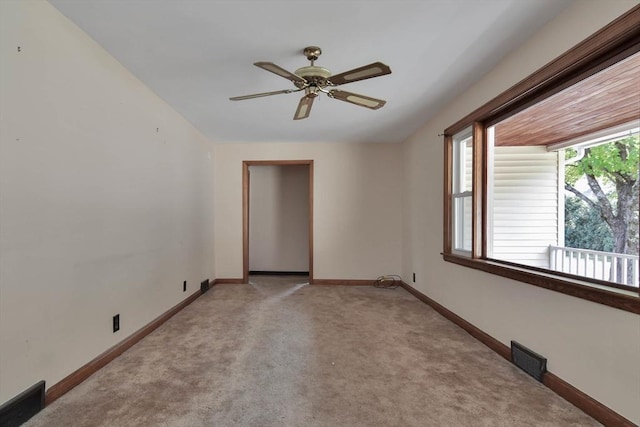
443,135,453,254
442,6,640,314
443,254,640,314
472,122,485,258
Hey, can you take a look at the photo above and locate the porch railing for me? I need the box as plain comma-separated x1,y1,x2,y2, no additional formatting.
549,245,639,288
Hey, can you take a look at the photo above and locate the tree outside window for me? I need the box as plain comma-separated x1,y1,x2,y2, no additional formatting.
564,133,639,283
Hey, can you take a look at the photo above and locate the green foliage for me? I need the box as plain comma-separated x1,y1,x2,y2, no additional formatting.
564,133,639,256
564,196,614,251
565,134,639,185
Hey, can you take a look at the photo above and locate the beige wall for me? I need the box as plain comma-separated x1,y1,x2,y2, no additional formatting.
249,165,309,272
401,1,640,423
0,1,215,403
214,143,402,280
2,0,638,422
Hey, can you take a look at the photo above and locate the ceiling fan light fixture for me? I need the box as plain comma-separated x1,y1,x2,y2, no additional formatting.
304,87,320,97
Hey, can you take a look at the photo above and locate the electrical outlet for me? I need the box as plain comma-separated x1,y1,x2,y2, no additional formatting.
413,273,416,283
113,314,120,333
183,280,187,292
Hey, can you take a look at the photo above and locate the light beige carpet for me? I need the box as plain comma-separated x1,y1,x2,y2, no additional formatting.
25,276,599,426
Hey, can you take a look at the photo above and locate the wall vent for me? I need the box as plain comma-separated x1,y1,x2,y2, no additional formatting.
0,381,45,427
200,279,210,294
511,341,547,382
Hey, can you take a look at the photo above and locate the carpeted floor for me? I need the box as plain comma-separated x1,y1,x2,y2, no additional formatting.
25,276,599,426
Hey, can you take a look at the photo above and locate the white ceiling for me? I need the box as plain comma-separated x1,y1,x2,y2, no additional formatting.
49,0,573,144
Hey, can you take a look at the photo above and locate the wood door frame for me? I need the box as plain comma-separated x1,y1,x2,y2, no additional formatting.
242,160,314,284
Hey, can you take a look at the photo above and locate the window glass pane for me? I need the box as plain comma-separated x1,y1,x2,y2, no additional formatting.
453,130,473,193
452,128,473,254
464,142,472,192
453,195,472,252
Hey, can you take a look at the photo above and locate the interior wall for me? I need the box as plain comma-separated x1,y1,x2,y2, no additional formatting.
249,165,309,272
0,1,215,404
214,142,402,280
401,1,640,424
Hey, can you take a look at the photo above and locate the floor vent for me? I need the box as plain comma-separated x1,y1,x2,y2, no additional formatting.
200,279,210,294
511,341,547,382
0,381,45,427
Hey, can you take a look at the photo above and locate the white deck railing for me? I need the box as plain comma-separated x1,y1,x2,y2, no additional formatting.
549,245,639,288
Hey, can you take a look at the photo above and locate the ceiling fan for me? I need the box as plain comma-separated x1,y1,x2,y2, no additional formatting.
229,46,391,120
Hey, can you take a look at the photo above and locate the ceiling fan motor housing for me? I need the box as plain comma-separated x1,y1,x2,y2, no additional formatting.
294,66,331,88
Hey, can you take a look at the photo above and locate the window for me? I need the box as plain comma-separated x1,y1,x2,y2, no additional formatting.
443,6,640,313
488,121,639,288
451,128,473,255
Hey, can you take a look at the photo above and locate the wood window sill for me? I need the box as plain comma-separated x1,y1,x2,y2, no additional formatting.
442,253,640,314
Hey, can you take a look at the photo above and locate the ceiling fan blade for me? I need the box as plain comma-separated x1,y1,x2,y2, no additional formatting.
229,89,297,101
254,62,307,85
328,90,386,110
293,95,315,120
328,62,391,86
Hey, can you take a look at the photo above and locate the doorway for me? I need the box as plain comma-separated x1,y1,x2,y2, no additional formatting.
242,160,314,284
